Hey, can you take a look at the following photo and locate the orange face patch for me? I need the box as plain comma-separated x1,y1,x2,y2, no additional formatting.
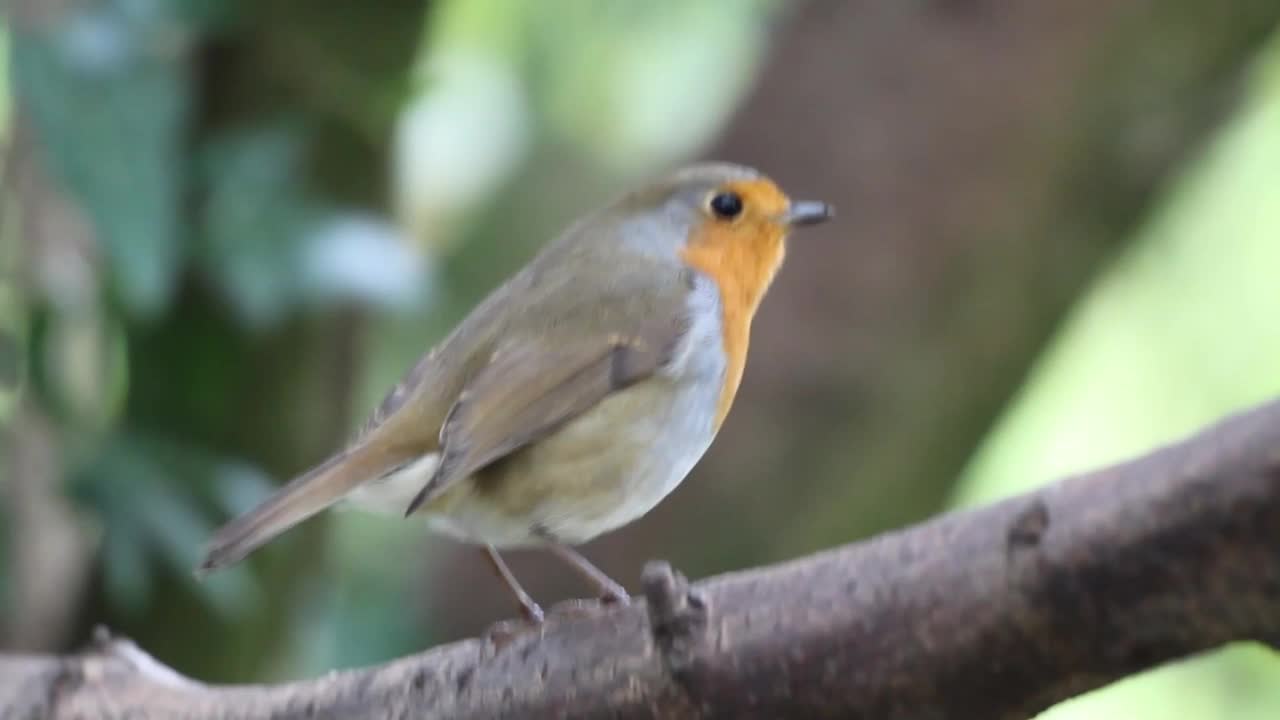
678,178,793,430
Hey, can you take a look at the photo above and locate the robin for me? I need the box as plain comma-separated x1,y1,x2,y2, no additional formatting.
198,162,832,621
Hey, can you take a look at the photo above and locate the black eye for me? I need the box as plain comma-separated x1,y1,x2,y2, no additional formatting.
709,192,743,220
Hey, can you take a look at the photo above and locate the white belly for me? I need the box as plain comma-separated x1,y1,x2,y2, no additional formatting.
344,452,440,514
429,369,721,548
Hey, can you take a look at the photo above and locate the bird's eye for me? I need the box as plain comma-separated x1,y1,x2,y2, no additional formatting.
708,191,744,220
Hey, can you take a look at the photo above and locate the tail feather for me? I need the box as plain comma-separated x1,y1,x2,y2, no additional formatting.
196,444,395,575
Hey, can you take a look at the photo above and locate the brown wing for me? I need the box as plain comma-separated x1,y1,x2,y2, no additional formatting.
403,314,685,515
354,349,438,443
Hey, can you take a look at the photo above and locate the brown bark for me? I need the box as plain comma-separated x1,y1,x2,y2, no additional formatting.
5,397,1280,719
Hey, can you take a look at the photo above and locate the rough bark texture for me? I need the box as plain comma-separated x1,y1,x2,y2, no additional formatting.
4,397,1279,719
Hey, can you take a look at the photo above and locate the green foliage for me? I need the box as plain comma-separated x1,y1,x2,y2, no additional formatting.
198,125,428,328
7,0,430,677
0,284,24,424
196,126,317,328
0,18,11,141
70,431,272,618
10,0,197,317
956,33,1280,720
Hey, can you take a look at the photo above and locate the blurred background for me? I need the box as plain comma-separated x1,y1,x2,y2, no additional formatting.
2,1,1280,717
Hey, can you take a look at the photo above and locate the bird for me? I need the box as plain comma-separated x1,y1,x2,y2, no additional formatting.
197,162,832,621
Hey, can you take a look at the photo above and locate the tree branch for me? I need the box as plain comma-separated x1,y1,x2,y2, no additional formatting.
5,398,1280,719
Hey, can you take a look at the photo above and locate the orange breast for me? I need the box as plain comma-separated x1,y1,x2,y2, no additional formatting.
678,179,790,430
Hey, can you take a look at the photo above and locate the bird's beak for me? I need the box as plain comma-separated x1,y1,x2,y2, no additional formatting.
784,201,834,227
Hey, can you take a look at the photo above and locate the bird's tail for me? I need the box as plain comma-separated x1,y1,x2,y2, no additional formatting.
196,443,397,575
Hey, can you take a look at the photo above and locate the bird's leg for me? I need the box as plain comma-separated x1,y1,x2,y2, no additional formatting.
548,543,630,606
482,545,544,623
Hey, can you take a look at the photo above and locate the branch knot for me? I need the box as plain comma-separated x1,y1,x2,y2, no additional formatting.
642,560,709,681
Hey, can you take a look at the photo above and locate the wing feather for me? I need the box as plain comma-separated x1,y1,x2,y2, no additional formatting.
403,313,685,515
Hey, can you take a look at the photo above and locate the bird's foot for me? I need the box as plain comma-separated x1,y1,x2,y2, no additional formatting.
518,597,546,625
547,543,631,608
598,581,631,607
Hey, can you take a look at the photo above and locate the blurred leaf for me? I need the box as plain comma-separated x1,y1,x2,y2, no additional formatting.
298,214,430,311
199,126,429,326
533,1,775,172
197,125,316,328
1,18,11,141
288,513,426,674
71,432,266,619
211,460,278,519
33,306,128,430
102,518,151,615
393,49,530,251
0,283,25,423
138,469,257,619
10,0,196,317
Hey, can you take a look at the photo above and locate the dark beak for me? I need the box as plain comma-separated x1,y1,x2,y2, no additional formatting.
784,201,834,227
